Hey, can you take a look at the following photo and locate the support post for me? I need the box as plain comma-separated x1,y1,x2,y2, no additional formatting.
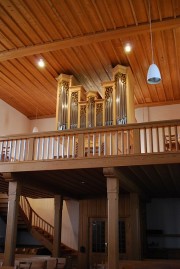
3,179,21,266
129,193,141,259
52,195,63,257
78,134,84,157
103,168,119,269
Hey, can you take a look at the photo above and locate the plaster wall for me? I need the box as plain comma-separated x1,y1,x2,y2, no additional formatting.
0,99,30,136
135,104,180,123
28,198,79,250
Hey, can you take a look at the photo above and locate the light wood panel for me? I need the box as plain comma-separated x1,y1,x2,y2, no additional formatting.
0,0,179,119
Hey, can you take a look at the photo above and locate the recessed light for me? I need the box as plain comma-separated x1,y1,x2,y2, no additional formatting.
38,58,45,68
124,43,132,53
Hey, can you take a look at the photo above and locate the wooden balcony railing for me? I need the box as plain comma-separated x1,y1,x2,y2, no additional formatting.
0,119,180,163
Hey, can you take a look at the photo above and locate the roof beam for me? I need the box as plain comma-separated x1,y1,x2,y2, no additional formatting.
0,17,179,62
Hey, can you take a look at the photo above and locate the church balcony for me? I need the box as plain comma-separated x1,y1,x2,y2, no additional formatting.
0,119,180,174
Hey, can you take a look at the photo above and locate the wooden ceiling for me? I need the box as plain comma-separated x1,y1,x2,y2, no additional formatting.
1,163,180,199
0,0,180,119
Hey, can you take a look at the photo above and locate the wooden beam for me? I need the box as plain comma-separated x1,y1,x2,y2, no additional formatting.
0,153,180,173
0,18,179,61
109,168,143,194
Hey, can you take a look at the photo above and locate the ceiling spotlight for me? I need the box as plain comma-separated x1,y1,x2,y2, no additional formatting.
124,43,132,53
38,58,45,68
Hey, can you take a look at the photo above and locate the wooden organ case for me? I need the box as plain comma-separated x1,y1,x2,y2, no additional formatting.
56,65,135,131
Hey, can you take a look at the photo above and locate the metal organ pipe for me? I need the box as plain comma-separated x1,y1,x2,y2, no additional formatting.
116,73,127,125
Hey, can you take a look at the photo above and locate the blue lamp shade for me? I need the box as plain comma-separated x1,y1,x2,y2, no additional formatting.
147,63,161,84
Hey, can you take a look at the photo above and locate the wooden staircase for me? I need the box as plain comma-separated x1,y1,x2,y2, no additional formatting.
0,193,27,230
0,193,77,257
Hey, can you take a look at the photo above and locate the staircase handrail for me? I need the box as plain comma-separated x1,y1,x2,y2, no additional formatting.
19,196,54,237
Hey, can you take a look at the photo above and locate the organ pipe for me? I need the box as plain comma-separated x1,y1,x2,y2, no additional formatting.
56,65,135,130
115,73,127,125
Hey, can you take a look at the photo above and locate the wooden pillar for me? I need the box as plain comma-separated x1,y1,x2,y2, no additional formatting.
129,193,141,259
104,168,119,269
52,195,63,257
3,180,21,266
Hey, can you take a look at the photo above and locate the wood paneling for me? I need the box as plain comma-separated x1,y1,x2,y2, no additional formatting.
0,0,179,119
78,196,130,269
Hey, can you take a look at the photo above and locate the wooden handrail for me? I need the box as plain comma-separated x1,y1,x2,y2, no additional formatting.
0,119,180,140
19,196,54,237
0,119,180,163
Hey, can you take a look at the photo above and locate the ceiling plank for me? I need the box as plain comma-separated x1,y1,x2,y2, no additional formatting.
0,18,179,62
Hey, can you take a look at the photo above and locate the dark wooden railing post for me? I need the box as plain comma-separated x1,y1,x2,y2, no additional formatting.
78,133,84,157
133,128,141,154
26,138,34,160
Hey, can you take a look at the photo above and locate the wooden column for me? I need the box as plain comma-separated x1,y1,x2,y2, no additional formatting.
52,195,63,257
104,168,119,269
129,193,141,259
3,179,21,266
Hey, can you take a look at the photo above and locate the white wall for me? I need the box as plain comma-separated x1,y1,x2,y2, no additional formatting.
62,200,79,250
0,99,30,135
135,104,180,123
28,198,79,250
30,118,56,133
0,99,56,136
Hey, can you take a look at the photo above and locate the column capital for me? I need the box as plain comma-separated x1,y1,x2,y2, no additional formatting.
103,167,117,178
2,173,13,182
2,173,22,183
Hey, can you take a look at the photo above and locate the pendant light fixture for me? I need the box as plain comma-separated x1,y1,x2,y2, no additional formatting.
147,0,161,84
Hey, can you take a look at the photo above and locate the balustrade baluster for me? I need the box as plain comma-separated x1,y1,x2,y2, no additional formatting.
98,133,101,156
121,130,124,154
143,128,147,153
18,140,22,161
156,128,160,152
47,137,50,159
67,136,70,158
72,135,75,158
62,136,65,158
93,134,95,156
162,127,166,152
115,131,118,155
22,140,26,161
56,136,60,158
175,126,179,150
87,134,90,156
52,137,54,159
168,126,172,151
14,140,17,160
109,132,112,155
41,137,45,160
126,130,130,154
104,133,106,156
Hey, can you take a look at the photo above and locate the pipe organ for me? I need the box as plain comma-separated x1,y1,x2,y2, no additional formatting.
56,65,135,130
